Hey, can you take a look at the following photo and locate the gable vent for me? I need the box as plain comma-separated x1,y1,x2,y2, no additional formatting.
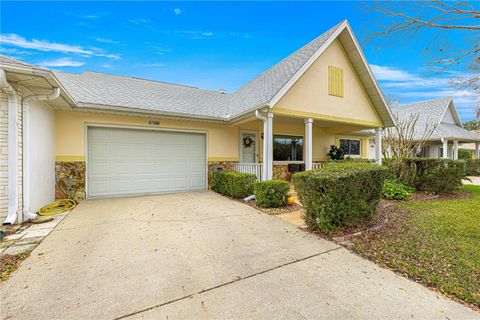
328,65,344,97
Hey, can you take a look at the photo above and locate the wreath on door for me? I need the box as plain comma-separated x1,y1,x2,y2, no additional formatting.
243,136,254,148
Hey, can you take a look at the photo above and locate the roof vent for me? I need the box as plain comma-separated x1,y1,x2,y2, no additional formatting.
218,88,225,94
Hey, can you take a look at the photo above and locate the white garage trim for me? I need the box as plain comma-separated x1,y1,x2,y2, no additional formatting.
84,123,208,198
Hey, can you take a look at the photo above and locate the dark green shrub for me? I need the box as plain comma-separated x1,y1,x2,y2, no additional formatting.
465,159,480,176
382,179,415,200
459,149,473,160
212,171,256,198
254,180,290,208
327,145,345,160
386,158,465,194
292,163,387,233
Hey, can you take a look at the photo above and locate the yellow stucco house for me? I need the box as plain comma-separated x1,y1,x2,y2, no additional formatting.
0,20,394,224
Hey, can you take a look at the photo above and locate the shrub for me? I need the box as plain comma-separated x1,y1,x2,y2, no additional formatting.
382,179,415,200
254,180,290,208
212,171,256,198
459,148,473,160
292,163,387,233
386,158,465,194
465,159,480,176
327,145,345,160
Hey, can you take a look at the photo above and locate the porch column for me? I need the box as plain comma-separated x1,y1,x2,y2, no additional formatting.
266,113,273,180
442,138,448,159
375,128,383,165
304,118,313,170
476,142,480,159
453,140,459,160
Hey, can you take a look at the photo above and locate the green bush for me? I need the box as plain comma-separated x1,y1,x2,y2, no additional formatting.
212,171,256,198
254,180,290,208
382,179,415,200
386,158,465,194
292,163,387,233
465,159,480,176
459,149,473,160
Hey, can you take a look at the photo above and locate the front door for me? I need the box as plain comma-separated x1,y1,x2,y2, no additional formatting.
239,130,258,163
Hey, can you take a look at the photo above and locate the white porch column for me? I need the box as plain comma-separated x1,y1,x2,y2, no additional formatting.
261,119,268,181
442,138,448,159
266,113,273,180
453,140,459,160
304,118,313,170
375,128,383,165
476,142,480,159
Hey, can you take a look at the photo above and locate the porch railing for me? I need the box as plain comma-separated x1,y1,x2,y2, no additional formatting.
233,163,262,181
312,162,324,170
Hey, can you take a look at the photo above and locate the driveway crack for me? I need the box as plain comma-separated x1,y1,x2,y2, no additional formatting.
115,246,342,319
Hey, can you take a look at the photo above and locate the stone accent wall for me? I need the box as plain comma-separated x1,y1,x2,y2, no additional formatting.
207,161,236,187
55,161,86,201
273,165,293,181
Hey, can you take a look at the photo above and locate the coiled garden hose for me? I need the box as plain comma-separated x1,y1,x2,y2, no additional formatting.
38,199,77,216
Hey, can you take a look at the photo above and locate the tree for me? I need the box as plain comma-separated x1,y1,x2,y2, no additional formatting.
463,120,480,131
382,112,438,159
363,1,480,116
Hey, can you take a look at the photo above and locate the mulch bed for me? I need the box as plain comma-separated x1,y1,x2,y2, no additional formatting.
0,252,30,282
242,199,302,215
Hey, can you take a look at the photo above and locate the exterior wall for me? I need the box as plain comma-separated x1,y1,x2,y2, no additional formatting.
29,100,56,212
441,107,457,124
273,39,382,127
0,91,23,221
0,94,8,219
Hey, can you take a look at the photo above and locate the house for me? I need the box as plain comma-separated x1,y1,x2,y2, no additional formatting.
0,20,395,224
390,98,480,159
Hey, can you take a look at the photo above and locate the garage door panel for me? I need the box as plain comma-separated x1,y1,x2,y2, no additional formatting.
88,127,206,197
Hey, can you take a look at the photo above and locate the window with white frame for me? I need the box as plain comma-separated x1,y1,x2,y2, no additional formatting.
340,138,361,156
273,135,303,161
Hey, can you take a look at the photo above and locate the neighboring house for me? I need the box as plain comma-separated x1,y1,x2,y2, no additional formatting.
461,130,480,156
389,98,480,160
0,20,394,224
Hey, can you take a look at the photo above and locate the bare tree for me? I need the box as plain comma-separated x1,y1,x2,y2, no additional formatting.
382,112,438,159
363,1,479,113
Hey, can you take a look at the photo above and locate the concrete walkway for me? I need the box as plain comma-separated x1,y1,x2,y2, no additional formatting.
1,192,477,320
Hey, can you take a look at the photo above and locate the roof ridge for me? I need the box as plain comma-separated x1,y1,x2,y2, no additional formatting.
396,97,452,109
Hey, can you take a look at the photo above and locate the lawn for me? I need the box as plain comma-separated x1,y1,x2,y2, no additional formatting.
352,185,480,308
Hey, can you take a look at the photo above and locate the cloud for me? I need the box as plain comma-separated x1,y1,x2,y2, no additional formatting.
128,18,151,25
176,30,215,39
174,8,183,15
140,62,166,68
0,47,34,56
371,64,478,120
154,47,172,55
37,57,85,67
0,34,120,59
94,37,119,44
100,63,115,69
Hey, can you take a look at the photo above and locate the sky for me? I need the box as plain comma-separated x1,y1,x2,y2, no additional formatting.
1,1,478,121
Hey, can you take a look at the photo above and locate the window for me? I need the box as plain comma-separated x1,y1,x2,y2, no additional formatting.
273,135,303,161
439,147,444,158
340,139,360,156
328,65,344,97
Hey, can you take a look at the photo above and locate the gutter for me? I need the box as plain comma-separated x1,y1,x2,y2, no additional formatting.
0,69,19,225
21,87,60,222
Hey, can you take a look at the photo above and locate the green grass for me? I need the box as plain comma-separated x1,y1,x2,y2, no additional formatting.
353,185,480,307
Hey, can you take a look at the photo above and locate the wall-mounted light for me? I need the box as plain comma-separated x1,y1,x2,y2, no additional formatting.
148,120,160,126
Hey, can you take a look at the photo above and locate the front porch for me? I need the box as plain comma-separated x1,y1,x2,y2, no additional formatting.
230,110,384,181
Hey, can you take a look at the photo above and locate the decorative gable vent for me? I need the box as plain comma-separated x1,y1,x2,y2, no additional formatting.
328,65,344,97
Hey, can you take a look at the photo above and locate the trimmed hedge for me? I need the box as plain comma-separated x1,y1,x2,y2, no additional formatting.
254,180,290,208
212,171,256,198
292,163,387,233
386,158,465,194
465,159,480,176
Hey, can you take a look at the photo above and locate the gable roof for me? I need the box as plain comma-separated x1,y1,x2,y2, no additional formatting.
1,20,394,126
393,97,480,142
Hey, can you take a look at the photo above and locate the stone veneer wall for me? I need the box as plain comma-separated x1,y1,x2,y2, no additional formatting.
272,165,293,181
55,161,86,201
207,161,237,187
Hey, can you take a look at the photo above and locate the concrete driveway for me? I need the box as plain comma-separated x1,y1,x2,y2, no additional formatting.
1,192,478,320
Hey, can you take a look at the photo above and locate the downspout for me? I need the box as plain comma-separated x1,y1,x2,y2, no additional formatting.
21,87,60,222
0,69,19,225
255,110,268,181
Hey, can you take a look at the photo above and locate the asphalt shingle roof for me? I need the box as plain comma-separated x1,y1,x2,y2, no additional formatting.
393,98,480,142
54,71,230,119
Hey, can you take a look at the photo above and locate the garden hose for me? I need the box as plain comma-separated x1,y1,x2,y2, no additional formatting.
38,199,77,216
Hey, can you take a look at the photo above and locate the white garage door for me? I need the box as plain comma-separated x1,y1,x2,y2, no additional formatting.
87,126,206,197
